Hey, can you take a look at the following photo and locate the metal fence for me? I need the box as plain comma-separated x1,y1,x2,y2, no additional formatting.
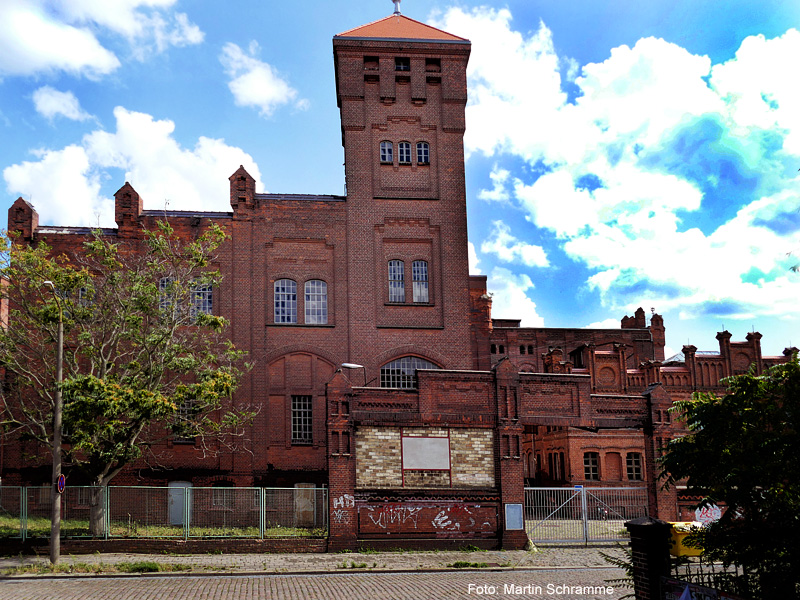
524,486,648,544
669,557,759,599
0,486,327,540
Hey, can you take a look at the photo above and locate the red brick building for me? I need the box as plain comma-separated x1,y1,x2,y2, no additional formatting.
2,13,795,549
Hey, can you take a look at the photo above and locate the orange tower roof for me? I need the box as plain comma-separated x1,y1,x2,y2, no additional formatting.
335,14,468,43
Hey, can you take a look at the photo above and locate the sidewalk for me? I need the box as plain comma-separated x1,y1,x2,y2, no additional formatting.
0,545,624,577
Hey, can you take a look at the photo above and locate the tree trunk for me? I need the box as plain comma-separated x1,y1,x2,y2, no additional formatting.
89,486,106,537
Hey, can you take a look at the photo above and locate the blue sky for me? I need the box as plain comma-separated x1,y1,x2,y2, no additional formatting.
1,0,799,358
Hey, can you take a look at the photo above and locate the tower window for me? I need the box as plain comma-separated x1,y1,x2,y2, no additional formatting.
412,260,428,303
416,142,429,164
304,280,328,324
425,58,441,72
274,279,297,323
398,141,411,164
388,260,405,302
380,141,393,164
395,57,410,71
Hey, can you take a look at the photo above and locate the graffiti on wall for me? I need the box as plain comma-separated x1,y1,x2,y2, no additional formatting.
358,502,498,536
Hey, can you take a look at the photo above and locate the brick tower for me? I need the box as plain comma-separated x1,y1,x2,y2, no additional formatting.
333,10,473,374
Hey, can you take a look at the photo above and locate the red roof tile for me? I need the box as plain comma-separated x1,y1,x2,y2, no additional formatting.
335,14,468,42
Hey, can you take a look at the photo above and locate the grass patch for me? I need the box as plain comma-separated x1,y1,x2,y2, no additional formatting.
460,544,487,552
3,561,191,576
448,561,489,569
338,561,368,569
0,515,325,539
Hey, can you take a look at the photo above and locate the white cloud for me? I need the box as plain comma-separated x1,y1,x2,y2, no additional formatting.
477,165,511,204
32,86,94,122
468,241,482,274
0,0,203,78
441,6,800,323
4,106,261,227
486,267,545,327
0,1,120,78
583,318,621,329
220,42,306,117
481,220,549,267
4,145,104,227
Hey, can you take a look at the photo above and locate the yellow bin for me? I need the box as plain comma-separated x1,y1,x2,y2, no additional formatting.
669,521,703,557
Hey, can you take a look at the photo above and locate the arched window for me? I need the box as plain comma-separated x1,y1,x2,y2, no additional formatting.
499,344,505,354
380,141,393,164
191,280,212,317
388,260,404,303
398,141,412,164
274,279,297,323
304,280,327,324
380,356,439,388
491,344,497,354
416,141,429,164
520,345,526,355
412,260,428,303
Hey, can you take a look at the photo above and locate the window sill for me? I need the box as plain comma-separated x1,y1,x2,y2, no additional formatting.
267,323,335,328
385,302,434,307
291,441,313,446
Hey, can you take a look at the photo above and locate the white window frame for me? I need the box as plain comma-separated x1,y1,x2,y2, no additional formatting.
412,260,428,303
398,141,411,164
388,260,404,303
380,141,393,164
416,141,429,164
304,280,328,324
274,279,297,324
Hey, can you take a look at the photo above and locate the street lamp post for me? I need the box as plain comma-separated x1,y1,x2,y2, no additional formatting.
341,363,367,387
43,281,63,565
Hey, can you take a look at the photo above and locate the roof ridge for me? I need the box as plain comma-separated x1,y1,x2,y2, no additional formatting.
335,14,468,42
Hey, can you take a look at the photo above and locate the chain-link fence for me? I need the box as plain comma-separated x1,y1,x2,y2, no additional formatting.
0,485,328,540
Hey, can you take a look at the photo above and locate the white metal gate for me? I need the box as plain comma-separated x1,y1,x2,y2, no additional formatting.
524,486,648,544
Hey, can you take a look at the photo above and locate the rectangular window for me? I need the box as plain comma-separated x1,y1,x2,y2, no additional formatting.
626,452,643,480
388,260,405,303
395,57,410,71
291,395,313,444
584,452,600,481
412,260,428,303
212,486,234,508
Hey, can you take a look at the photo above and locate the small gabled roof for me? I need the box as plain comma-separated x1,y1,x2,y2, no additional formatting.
335,14,468,43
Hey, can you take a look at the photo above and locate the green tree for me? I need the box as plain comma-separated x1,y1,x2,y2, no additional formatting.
661,356,800,597
0,222,252,535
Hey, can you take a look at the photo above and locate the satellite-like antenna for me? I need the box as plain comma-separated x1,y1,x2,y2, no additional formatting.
392,0,401,15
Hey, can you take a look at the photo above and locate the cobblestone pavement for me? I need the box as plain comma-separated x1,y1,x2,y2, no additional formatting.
0,568,628,600
0,547,631,599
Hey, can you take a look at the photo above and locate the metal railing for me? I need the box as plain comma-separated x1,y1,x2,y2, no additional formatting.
0,486,327,540
524,486,648,544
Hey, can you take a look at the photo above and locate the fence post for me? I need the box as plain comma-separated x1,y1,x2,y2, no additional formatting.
580,487,589,545
104,486,110,540
625,516,672,600
21,486,26,541
184,487,191,540
259,488,265,539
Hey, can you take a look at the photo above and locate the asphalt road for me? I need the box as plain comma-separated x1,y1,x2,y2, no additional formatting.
0,567,629,600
